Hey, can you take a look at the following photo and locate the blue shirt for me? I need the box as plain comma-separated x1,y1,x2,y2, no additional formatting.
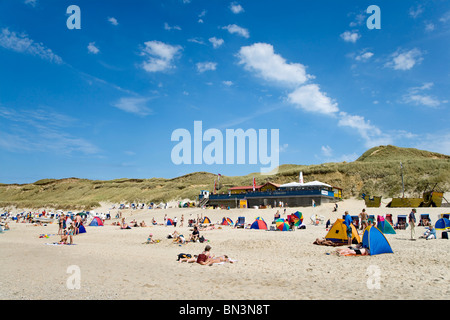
344,214,352,228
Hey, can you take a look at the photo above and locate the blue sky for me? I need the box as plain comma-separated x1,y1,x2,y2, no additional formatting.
0,0,449,184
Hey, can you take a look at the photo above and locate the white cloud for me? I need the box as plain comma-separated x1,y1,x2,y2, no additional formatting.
340,31,361,43
164,22,182,31
222,80,233,86
385,48,423,71
209,37,224,48
0,28,63,64
355,51,374,61
107,17,119,26
112,97,153,116
288,84,339,115
140,41,182,72
196,61,217,72
230,2,244,14
87,42,100,54
237,43,311,87
222,24,250,38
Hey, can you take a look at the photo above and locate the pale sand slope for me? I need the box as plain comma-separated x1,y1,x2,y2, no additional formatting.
1,199,449,300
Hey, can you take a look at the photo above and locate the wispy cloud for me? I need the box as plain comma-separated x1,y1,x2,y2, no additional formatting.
87,42,100,54
222,24,250,38
409,4,424,19
112,97,153,116
0,28,63,64
196,61,217,72
139,40,182,72
107,17,119,26
0,106,99,155
24,0,37,7
164,22,182,31
402,82,447,108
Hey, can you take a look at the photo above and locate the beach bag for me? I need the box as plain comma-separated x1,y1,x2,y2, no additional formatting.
177,253,192,261
199,235,205,243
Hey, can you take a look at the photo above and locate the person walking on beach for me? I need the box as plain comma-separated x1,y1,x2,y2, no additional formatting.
359,209,368,231
409,208,417,240
180,214,184,227
173,216,178,227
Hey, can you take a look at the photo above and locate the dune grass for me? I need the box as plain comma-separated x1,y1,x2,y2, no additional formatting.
1,145,449,210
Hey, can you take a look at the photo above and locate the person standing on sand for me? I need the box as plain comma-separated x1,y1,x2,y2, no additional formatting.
409,208,417,240
180,214,184,227
344,211,353,245
359,209,368,231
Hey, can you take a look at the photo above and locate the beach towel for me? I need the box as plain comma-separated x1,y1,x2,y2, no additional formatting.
44,242,76,246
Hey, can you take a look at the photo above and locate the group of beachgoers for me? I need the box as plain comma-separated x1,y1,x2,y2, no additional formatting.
57,213,86,245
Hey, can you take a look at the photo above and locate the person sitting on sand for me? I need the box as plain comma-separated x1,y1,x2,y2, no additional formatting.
143,233,156,244
420,225,436,240
190,226,200,242
335,244,369,256
140,220,147,227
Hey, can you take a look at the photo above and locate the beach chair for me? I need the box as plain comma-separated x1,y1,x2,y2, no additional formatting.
385,214,393,224
419,214,431,226
235,216,245,228
396,215,408,230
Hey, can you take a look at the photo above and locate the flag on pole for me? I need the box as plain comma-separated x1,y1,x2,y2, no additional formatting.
253,176,256,191
299,171,304,184
213,179,217,194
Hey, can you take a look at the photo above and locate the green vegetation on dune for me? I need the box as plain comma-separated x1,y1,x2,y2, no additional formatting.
0,145,449,210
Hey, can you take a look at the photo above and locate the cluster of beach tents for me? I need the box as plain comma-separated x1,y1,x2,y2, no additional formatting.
247,211,304,231
325,218,393,255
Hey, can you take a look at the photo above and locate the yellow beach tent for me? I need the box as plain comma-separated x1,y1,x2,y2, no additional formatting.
325,219,361,244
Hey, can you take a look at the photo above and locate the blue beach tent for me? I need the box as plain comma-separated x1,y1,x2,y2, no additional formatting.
362,226,394,256
435,218,450,230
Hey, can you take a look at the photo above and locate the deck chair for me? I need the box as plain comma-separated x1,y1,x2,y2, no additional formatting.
396,215,408,230
235,216,245,228
419,214,431,226
385,214,393,224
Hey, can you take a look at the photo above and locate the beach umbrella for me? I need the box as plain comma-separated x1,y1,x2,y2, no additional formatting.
291,211,303,226
276,219,290,231
435,218,450,230
76,212,88,217
250,218,267,230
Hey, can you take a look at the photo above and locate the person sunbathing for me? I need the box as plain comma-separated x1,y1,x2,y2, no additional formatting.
313,238,340,246
336,245,369,256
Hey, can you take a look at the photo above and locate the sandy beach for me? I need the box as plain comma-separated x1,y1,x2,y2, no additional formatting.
1,198,449,300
